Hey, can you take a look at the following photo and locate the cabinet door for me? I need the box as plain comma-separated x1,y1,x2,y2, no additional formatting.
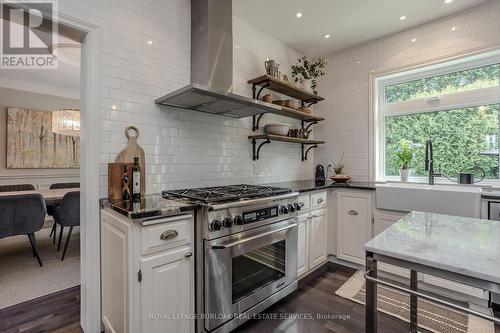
336,191,372,265
297,213,310,277
373,211,410,278
141,246,194,333
309,209,327,269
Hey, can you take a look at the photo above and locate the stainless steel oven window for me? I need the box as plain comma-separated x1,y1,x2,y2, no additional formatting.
232,239,286,303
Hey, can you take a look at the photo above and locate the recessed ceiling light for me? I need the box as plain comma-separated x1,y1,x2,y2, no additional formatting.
411,38,417,42
295,12,303,18
451,26,457,31
444,0,453,3
399,15,407,21
356,60,361,64
147,40,153,45
323,34,331,39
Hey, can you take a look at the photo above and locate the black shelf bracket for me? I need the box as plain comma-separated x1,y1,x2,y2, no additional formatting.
301,120,318,132
301,99,319,108
252,113,266,131
302,144,319,161
252,82,270,100
252,138,271,161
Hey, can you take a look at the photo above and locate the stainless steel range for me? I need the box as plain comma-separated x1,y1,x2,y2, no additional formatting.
163,185,300,333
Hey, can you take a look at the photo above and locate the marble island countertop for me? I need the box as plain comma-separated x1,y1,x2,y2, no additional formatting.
365,211,500,284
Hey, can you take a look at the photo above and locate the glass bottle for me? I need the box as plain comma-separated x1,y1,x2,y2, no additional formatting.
132,157,141,200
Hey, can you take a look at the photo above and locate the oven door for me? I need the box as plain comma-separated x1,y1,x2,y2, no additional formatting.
204,218,298,331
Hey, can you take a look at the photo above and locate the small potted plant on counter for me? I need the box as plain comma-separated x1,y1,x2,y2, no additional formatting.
329,152,352,183
291,56,327,95
396,139,415,182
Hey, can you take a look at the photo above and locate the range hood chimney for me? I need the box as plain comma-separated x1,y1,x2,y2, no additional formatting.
155,0,275,118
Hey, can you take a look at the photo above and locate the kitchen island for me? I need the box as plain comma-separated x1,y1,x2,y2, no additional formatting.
364,211,500,333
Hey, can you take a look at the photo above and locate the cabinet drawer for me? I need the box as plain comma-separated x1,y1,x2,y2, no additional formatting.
310,192,327,210
141,214,192,255
298,195,310,212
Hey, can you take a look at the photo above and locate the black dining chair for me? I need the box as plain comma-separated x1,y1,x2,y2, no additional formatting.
0,194,46,266
53,191,80,261
0,184,35,192
48,182,80,243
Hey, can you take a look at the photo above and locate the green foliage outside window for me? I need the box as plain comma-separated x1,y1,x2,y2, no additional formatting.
385,64,500,103
385,104,500,179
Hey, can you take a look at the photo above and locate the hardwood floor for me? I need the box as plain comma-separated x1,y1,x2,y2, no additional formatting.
0,267,497,333
237,264,500,333
0,286,80,333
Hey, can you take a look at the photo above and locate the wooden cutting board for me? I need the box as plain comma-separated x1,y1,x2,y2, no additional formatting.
115,126,145,193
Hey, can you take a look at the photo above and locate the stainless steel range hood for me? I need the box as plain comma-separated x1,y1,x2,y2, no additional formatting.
155,0,272,118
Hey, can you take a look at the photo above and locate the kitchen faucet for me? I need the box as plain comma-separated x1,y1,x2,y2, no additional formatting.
425,139,441,185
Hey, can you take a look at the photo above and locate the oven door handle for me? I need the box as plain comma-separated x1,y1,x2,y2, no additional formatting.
211,223,298,249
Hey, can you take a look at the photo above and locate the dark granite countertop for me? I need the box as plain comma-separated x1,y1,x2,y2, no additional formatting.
265,180,377,193
101,193,199,219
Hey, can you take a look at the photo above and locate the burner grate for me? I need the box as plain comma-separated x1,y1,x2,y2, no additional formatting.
162,184,292,204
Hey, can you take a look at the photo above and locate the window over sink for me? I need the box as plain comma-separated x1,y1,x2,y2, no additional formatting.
374,50,500,182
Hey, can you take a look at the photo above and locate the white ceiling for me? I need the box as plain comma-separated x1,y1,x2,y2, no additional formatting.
234,0,491,57
0,19,81,99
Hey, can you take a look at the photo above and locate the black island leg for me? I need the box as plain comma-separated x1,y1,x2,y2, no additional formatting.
366,251,377,333
410,270,418,332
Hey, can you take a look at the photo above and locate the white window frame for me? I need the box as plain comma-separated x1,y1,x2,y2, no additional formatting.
374,50,500,184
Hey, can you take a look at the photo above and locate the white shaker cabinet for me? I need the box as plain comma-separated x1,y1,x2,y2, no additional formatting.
296,192,328,278
101,209,195,333
309,208,327,270
297,213,310,277
336,190,372,265
372,210,410,278
140,246,193,333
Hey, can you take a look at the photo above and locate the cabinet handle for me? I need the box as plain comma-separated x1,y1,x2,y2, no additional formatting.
348,210,358,216
184,251,193,258
160,230,178,241
317,197,324,204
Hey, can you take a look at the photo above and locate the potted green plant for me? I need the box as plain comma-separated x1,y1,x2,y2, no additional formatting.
396,139,415,182
291,56,327,95
331,152,345,175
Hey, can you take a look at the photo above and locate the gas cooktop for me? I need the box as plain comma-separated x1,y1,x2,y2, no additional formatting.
162,184,293,204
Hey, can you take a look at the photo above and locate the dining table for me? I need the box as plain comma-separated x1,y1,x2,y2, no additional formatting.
0,188,80,205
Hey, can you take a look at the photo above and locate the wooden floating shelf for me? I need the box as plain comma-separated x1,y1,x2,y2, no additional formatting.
248,75,324,103
251,103,324,131
249,134,325,161
268,105,324,122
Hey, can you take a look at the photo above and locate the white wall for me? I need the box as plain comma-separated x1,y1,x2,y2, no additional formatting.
314,0,500,181
55,0,310,196
0,87,80,188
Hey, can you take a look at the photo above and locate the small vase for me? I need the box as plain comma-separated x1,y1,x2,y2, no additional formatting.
299,79,312,92
400,168,410,182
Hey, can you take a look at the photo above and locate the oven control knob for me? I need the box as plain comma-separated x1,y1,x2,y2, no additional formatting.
288,204,295,213
222,217,233,228
233,215,243,225
209,219,222,231
279,205,289,214
293,202,301,211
